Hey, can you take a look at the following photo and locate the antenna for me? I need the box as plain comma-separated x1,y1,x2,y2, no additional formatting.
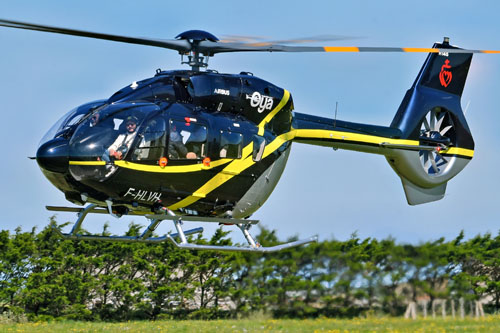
332,102,339,151
334,101,338,127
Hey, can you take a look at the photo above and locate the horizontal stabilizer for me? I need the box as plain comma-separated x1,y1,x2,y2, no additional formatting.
401,178,447,205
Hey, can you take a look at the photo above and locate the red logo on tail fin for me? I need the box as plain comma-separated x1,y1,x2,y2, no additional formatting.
439,59,452,87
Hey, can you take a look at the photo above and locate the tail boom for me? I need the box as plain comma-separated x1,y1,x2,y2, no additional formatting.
291,112,473,160
290,38,475,205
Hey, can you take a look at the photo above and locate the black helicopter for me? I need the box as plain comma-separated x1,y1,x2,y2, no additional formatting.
1,19,496,252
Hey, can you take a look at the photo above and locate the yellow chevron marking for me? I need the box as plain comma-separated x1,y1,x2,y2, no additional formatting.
168,132,299,211
168,143,255,210
257,90,290,135
169,91,291,210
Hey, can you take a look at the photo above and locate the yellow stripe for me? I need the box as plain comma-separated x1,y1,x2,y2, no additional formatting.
323,46,360,52
69,136,256,177
293,129,474,158
402,48,439,53
294,129,420,146
69,161,106,166
115,159,232,173
441,147,474,158
69,159,233,172
257,90,290,135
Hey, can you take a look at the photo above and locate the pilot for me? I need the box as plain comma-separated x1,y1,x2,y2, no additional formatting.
102,116,139,162
89,113,100,127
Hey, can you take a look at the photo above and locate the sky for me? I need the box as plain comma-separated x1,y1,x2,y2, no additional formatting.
0,0,499,246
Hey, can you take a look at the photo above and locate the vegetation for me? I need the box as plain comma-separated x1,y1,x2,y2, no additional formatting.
1,217,500,321
2,317,500,332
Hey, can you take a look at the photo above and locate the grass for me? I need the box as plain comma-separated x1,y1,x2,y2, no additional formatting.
1,316,500,332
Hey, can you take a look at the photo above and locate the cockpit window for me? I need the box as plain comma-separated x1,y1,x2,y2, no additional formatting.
68,103,159,181
168,119,207,160
70,104,151,160
132,116,166,163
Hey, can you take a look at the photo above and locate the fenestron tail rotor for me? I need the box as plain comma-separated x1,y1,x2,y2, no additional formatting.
1,18,500,71
419,108,456,176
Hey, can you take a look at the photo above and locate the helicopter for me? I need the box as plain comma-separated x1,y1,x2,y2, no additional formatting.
1,19,497,252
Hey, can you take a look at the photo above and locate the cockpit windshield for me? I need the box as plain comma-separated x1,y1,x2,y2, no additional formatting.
39,100,106,147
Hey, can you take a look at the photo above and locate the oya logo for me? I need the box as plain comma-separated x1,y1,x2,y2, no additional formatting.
246,91,274,113
439,59,453,88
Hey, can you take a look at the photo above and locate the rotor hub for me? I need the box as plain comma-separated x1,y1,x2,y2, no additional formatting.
175,30,219,71
175,30,219,42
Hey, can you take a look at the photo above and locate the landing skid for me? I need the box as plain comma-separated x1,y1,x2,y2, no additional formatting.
46,205,317,252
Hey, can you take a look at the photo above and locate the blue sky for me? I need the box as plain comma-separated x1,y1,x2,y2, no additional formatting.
0,0,499,245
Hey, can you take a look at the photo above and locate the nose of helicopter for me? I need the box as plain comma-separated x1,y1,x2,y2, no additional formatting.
36,138,69,173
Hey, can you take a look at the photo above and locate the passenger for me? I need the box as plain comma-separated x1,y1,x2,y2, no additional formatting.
102,116,138,162
168,125,196,159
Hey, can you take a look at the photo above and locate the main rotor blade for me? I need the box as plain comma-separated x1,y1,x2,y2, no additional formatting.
0,18,190,53
2,18,500,56
219,34,359,45
201,41,500,54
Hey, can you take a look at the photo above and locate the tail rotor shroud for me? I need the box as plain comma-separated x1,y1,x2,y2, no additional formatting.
419,108,456,176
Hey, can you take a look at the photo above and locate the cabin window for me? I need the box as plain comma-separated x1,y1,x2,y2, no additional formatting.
151,79,175,102
168,119,207,160
219,130,243,159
